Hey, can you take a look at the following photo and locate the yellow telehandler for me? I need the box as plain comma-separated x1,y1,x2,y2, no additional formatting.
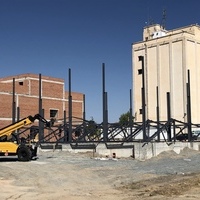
0,114,50,161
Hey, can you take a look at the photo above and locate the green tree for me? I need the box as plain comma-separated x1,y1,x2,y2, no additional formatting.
85,119,100,140
119,111,134,126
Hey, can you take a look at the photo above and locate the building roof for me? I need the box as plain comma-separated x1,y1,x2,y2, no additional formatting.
0,73,64,83
134,24,200,45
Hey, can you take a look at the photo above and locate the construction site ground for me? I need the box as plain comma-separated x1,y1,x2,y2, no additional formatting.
1,147,200,200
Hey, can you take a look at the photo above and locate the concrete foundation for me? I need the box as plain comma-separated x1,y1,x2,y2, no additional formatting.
39,142,200,160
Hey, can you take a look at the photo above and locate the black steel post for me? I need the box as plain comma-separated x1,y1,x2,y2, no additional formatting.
68,68,72,142
167,92,172,142
12,78,16,124
156,86,160,141
129,89,133,133
83,94,86,121
83,94,86,135
139,56,146,142
102,63,108,142
41,109,44,138
105,91,108,129
63,110,68,142
38,73,44,142
187,70,192,141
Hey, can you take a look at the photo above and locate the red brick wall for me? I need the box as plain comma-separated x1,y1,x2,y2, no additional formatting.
0,79,30,95
15,80,29,95
0,120,12,129
18,96,38,117
0,83,12,93
30,79,39,96
0,94,12,118
42,81,64,98
0,74,84,129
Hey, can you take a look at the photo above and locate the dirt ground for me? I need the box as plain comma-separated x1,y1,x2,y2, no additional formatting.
1,148,200,200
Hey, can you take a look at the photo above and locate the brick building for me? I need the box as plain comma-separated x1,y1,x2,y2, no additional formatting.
0,73,84,128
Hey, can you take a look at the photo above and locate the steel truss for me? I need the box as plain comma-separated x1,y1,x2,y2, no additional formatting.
18,117,200,147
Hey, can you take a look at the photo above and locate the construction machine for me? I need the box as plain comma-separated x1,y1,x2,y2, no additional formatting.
0,114,50,161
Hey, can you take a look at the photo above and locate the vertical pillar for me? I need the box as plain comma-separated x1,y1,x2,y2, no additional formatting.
129,89,133,133
102,63,108,142
105,92,108,128
187,70,192,141
156,86,160,141
12,78,16,124
167,92,172,142
68,68,72,142
38,73,44,142
63,110,68,142
83,94,86,121
139,56,146,142
83,94,86,136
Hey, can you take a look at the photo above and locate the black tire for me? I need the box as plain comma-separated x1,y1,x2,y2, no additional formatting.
17,146,32,161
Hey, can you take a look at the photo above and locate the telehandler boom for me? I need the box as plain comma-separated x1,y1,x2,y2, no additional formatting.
0,114,50,161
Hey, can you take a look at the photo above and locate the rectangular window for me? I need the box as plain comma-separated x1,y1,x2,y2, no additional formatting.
19,81,23,86
138,69,142,75
139,109,143,114
50,109,58,118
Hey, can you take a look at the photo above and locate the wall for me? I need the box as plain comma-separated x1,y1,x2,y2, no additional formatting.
0,73,84,129
132,24,200,123
59,142,200,160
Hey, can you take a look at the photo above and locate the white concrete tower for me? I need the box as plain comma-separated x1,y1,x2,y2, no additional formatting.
132,24,200,124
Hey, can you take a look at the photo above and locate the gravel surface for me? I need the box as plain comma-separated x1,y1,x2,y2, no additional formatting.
1,147,200,199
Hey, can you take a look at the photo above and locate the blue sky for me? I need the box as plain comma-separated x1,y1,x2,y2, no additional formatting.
0,0,200,123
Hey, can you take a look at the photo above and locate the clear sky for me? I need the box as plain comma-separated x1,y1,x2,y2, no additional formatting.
0,0,200,123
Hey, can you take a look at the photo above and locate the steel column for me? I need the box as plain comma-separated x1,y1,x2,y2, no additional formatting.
63,110,68,142
156,86,160,141
68,68,72,142
167,92,172,142
139,56,146,142
187,70,192,141
12,78,16,124
38,73,44,141
129,89,133,133
83,94,86,136
102,63,108,142
83,94,86,121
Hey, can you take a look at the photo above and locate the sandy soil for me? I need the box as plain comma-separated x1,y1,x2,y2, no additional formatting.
1,148,200,200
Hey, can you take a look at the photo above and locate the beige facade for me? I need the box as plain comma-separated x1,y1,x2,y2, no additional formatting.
132,24,200,123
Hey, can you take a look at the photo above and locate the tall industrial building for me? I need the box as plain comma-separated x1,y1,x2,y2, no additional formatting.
132,24,200,123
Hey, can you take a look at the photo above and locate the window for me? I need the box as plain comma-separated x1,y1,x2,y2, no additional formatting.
19,81,23,86
50,109,58,118
139,109,143,114
138,69,143,75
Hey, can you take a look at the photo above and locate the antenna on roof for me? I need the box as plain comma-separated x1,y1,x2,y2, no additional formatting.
161,8,166,29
